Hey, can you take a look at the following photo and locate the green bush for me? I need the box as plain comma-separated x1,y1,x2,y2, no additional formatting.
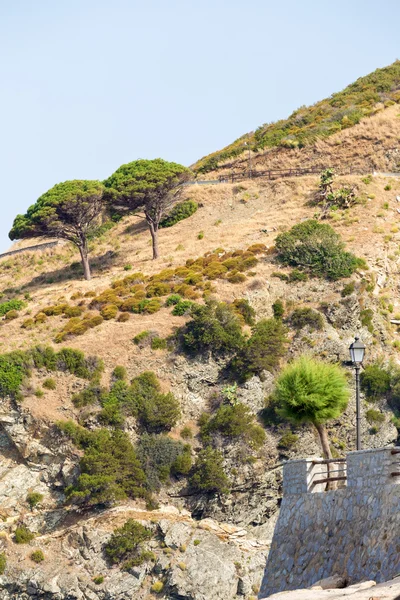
172,300,193,316
43,377,56,390
59,423,147,507
14,525,35,544
360,308,374,333
72,385,103,408
93,575,104,585
172,445,192,475
277,432,299,449
0,552,6,574
341,281,355,297
30,550,44,563
272,299,285,320
181,425,193,439
231,318,288,382
150,337,167,350
5,309,19,320
133,330,150,346
288,307,324,331
166,294,182,306
137,434,189,491
288,269,308,283
112,365,127,381
360,364,391,400
0,352,29,397
182,300,244,357
232,298,255,325
105,519,153,570
201,402,265,449
366,409,385,424
26,492,43,510
189,447,230,494
151,581,164,593
0,299,25,316
100,304,119,320
159,200,198,228
275,220,358,280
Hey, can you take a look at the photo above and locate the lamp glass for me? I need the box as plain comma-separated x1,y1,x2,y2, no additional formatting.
349,338,365,364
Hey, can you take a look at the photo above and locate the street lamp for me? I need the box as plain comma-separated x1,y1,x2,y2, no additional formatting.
349,336,366,451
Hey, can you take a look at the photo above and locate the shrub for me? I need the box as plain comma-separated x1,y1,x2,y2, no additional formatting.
43,378,56,390
366,409,385,424
277,432,299,449
56,348,103,380
181,425,193,439
5,309,19,320
0,352,29,397
201,402,265,449
341,281,355,297
137,434,188,491
59,423,146,506
21,318,35,329
231,318,288,382
0,553,6,574
197,231,204,240
227,271,246,284
172,445,192,475
105,519,153,570
93,576,104,585
34,312,47,324
63,305,84,318
247,243,267,254
112,365,127,381
272,299,284,320
118,312,130,322
72,385,103,408
151,581,164,593
172,300,193,316
100,304,119,320
0,299,25,316
133,330,150,346
151,337,167,350
275,220,358,280
146,282,171,297
232,299,255,325
160,200,198,228
288,269,308,282
166,294,182,306
360,364,391,400
182,300,244,357
189,447,230,494
14,525,35,544
138,390,180,432
26,492,43,510
30,550,44,563
288,307,324,331
360,308,374,333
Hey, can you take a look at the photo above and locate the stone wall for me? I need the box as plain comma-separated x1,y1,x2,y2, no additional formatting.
259,447,400,598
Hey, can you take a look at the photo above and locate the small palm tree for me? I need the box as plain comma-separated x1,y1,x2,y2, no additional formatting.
274,356,349,460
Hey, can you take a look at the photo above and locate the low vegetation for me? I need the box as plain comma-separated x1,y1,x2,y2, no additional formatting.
104,519,153,570
275,220,360,280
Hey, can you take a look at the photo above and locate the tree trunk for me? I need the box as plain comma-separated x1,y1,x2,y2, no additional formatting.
315,422,336,491
148,221,159,260
78,242,91,281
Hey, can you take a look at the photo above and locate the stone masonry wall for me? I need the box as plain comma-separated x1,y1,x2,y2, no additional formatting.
259,448,400,598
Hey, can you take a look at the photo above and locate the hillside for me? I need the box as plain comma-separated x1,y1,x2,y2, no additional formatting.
1,168,400,598
194,61,400,175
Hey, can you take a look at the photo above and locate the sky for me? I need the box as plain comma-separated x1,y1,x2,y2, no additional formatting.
1,0,399,252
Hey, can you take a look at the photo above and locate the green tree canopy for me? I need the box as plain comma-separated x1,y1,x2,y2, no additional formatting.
275,219,358,280
104,158,191,259
274,356,349,460
9,180,105,280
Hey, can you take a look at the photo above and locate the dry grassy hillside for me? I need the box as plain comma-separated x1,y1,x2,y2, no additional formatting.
201,105,400,179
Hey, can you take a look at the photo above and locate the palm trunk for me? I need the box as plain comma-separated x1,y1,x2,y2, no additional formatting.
78,242,91,281
315,422,335,491
148,221,159,260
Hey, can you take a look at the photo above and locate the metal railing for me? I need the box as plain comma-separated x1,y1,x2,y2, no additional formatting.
310,458,347,488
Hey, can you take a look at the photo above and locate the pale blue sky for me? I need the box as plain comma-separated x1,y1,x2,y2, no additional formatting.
1,0,399,251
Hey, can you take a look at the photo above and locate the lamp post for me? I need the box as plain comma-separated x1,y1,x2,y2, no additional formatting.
349,336,366,451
